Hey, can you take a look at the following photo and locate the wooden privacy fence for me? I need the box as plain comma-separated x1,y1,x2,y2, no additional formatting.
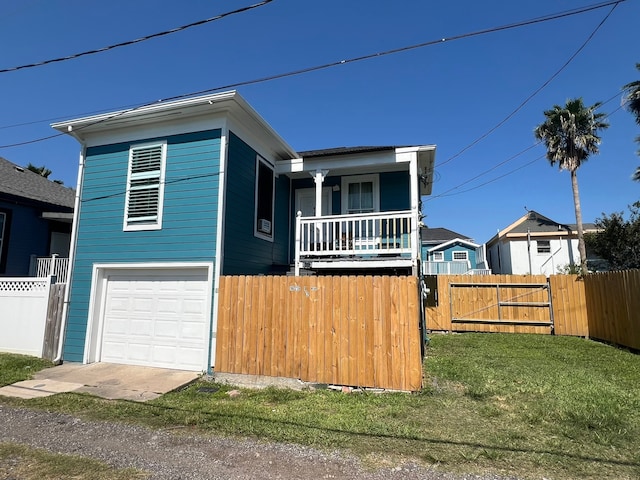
426,274,589,337
216,275,423,391
426,272,640,350
584,270,640,350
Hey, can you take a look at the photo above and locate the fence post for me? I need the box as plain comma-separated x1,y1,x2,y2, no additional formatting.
29,254,37,276
49,253,58,277
294,211,302,276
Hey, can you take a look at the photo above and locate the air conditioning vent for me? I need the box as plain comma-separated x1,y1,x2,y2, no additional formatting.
258,218,272,234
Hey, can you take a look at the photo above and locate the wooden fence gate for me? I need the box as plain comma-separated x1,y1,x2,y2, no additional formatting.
449,281,553,333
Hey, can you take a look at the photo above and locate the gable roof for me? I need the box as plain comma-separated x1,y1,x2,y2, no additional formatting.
421,227,473,244
487,210,598,245
0,157,75,209
51,90,298,161
427,237,480,251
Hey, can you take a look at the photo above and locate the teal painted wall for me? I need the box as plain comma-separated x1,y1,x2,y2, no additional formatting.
379,171,410,211
222,132,290,274
423,241,478,268
64,130,221,361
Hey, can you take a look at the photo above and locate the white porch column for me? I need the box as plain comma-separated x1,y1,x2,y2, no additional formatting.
311,169,328,217
408,155,419,274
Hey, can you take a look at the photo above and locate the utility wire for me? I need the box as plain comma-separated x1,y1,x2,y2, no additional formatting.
436,1,620,169
0,0,626,149
0,0,274,74
426,101,625,200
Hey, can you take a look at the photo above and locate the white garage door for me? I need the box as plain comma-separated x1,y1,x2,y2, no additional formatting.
100,270,210,371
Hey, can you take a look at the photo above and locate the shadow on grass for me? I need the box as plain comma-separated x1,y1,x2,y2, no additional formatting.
39,393,640,469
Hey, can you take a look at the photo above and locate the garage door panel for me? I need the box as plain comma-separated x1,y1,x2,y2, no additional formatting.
130,319,153,336
99,269,209,371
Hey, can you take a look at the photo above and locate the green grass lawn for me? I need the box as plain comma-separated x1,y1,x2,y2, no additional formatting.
2,334,639,479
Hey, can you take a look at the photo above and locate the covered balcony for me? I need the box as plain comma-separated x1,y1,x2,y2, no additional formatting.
294,210,419,275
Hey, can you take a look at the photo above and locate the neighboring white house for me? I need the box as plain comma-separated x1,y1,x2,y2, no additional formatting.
485,210,598,276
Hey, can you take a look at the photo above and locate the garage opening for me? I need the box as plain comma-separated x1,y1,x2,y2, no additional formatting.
88,265,213,372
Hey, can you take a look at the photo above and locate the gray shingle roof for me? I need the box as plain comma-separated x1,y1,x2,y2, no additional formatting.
421,227,473,243
510,211,597,234
298,146,399,158
0,157,75,209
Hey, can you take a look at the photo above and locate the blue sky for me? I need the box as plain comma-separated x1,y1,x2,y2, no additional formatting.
0,0,638,244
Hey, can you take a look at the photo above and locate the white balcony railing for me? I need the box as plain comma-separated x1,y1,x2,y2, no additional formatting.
423,261,470,275
28,254,70,284
294,210,417,275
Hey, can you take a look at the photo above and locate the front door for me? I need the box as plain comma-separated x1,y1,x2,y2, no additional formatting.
295,188,332,247
295,187,332,217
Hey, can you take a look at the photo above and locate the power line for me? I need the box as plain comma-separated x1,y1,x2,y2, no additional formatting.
0,0,626,149
425,100,626,200
436,1,620,170
0,0,274,74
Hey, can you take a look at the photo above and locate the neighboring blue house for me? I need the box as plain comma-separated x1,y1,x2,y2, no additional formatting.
421,227,488,275
0,157,74,276
52,91,436,372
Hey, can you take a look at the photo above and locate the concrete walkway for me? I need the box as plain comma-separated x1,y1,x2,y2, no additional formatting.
0,362,201,402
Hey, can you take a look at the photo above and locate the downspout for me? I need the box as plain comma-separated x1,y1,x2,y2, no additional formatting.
54,145,85,364
527,228,533,275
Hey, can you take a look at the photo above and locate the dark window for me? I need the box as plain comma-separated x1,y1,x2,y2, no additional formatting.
255,156,274,239
537,240,551,254
0,208,11,273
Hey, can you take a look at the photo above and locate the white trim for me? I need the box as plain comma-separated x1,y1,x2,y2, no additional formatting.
83,262,214,371
55,147,85,363
310,259,413,269
52,91,298,160
427,237,480,251
254,155,275,242
341,173,380,214
210,125,229,370
431,251,444,262
123,141,167,232
452,250,469,261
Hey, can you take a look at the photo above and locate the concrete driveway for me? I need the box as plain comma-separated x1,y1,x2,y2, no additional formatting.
0,362,201,402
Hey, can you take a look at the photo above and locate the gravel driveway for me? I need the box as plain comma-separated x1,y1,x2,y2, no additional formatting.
0,405,518,480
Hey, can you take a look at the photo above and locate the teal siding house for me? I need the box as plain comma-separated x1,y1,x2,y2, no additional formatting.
52,91,435,372
421,227,488,275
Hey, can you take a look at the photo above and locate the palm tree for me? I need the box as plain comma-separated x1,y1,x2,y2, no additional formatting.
26,163,52,178
534,98,609,273
622,63,640,181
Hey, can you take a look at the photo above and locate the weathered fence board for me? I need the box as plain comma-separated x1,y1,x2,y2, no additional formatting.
42,283,66,360
216,275,422,391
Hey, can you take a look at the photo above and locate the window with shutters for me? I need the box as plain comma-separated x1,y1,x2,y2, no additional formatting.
124,142,166,231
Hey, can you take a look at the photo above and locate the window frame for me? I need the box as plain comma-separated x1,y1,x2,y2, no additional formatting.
0,211,7,273
537,240,551,254
123,141,167,232
340,174,380,214
431,251,444,262
452,250,469,261
254,155,275,242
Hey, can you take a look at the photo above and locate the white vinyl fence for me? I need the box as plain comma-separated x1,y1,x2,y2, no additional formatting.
0,277,53,357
